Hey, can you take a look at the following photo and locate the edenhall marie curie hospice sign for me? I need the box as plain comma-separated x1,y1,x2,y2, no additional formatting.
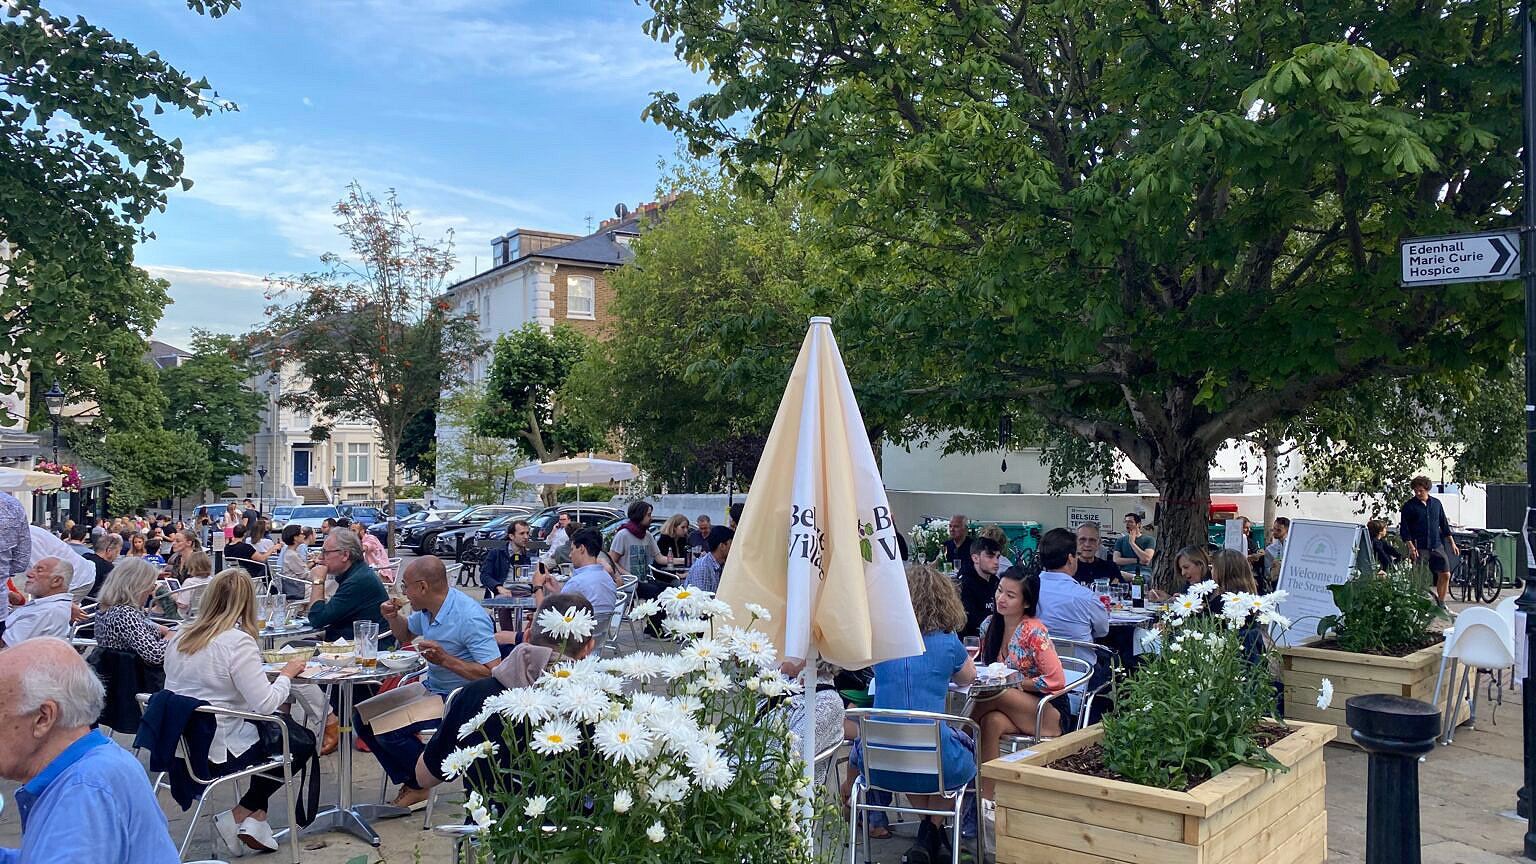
1400,231,1519,286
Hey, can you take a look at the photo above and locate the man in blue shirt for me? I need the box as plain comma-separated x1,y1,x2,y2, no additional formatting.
0,637,178,864
1035,528,1110,691
1400,476,1459,605
684,526,734,593
366,555,499,812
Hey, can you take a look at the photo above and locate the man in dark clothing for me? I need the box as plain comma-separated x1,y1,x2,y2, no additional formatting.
480,519,537,598
958,535,1002,637
1400,475,1458,605
942,514,973,576
83,532,120,599
305,528,389,641
224,524,262,579
1072,522,1122,585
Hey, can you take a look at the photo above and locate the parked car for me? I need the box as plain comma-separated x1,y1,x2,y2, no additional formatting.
520,504,626,555
436,507,538,562
283,504,341,531
396,504,530,557
340,505,384,528
268,505,296,528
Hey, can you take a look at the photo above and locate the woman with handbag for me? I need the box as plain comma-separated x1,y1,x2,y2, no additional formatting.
164,568,312,854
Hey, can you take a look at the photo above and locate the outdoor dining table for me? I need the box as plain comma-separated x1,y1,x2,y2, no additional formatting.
265,653,427,847
482,594,539,634
1098,607,1157,672
258,622,322,650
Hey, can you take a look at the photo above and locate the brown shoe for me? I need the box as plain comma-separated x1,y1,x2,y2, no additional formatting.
390,785,431,813
320,714,340,756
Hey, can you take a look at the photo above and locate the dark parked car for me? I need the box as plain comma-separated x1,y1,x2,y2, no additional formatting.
519,504,626,555
396,504,529,557
341,505,384,528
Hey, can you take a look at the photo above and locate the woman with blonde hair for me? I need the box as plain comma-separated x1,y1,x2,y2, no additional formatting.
848,565,977,861
94,558,170,665
657,512,692,561
164,568,309,853
1212,548,1257,594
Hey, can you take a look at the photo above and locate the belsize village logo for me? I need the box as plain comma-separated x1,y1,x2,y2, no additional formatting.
1298,533,1338,566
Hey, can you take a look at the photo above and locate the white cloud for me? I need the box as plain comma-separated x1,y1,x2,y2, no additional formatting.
177,136,548,273
321,0,697,96
302,96,313,107
144,264,275,348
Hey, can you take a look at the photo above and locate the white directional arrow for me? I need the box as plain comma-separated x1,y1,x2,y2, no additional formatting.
1401,230,1521,286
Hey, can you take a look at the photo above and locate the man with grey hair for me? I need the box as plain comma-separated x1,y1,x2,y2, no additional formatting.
0,637,179,862
2,558,74,648
305,527,389,641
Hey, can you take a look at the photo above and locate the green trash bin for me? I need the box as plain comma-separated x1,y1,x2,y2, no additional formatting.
992,521,1042,555
1492,529,1519,588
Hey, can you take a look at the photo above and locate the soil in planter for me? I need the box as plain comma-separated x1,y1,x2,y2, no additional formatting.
1049,724,1295,793
1308,632,1442,658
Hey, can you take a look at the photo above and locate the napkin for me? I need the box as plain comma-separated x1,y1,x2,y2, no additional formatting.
979,662,1011,680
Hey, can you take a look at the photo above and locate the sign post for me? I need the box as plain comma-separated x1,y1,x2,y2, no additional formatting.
1273,519,1371,648
1400,231,1520,286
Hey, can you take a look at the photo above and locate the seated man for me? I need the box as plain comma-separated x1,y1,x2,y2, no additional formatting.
1072,522,1122,586
683,526,733,593
28,525,96,601
306,528,389,641
532,528,616,641
415,593,597,803
364,555,499,811
958,536,1003,638
685,514,712,552
480,519,538,599
1035,527,1110,708
3,558,75,648
0,637,180,863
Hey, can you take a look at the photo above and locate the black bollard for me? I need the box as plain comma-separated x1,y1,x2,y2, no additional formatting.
1347,693,1441,864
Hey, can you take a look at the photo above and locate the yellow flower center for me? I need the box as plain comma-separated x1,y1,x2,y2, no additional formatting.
677,590,692,599
548,734,564,744
618,732,631,742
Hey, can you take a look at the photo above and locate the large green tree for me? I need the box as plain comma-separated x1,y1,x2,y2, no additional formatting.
644,0,1523,585
438,386,528,505
3,0,235,414
160,331,264,496
265,184,482,551
477,322,600,465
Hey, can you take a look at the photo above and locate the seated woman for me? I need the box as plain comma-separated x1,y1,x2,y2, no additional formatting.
972,567,1066,799
94,558,170,666
164,568,310,854
847,564,976,864
173,551,215,617
278,524,313,600
1211,548,1266,667
1150,544,1214,602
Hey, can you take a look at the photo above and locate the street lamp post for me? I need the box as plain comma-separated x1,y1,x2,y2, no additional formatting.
1518,0,1536,856
43,382,64,527
257,465,267,514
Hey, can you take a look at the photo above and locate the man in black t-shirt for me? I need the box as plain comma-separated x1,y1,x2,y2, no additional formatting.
959,535,1002,637
414,592,597,806
1072,522,1122,585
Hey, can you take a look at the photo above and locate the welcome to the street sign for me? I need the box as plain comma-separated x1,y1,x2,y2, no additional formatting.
1400,230,1520,286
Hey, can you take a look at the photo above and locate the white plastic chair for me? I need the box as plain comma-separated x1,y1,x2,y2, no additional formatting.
1496,595,1518,632
845,707,983,864
1433,607,1516,744
603,575,640,654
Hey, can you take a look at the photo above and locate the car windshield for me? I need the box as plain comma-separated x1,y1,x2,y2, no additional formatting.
272,506,294,518
398,512,428,526
395,503,417,517
447,507,479,522
350,507,381,518
292,506,338,518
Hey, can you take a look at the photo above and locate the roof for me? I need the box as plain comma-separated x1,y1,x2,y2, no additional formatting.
144,339,192,369
445,206,660,294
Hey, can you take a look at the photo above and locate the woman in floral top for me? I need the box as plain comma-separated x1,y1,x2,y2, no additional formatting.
94,558,170,666
971,568,1066,798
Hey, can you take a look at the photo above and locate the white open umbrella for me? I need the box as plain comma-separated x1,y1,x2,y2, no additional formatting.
718,316,924,818
0,466,64,492
513,457,638,500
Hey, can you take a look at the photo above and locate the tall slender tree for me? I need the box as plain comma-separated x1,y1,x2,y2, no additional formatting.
264,185,482,552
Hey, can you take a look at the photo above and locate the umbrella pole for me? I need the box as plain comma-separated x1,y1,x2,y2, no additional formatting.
801,651,817,845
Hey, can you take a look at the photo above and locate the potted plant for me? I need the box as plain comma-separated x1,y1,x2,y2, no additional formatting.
909,517,950,564
446,590,838,863
984,583,1332,864
1279,564,1455,742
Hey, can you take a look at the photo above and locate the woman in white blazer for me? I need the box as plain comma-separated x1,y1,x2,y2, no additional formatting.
164,568,306,854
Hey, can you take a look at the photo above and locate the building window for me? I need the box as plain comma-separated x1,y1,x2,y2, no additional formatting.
567,276,595,319
346,442,370,483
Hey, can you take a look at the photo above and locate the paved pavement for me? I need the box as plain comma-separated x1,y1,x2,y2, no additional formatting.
3,583,1535,862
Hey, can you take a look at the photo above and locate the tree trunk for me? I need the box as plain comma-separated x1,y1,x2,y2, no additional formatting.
1148,451,1214,594
385,441,399,557
1262,439,1279,532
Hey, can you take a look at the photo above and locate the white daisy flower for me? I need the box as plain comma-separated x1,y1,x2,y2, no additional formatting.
1258,609,1291,631
647,821,667,843
661,654,701,680
439,741,498,780
663,617,710,638
684,638,727,666
745,602,772,622
1261,589,1289,608
538,605,597,640
1316,678,1334,710
456,705,495,741
1188,580,1220,598
770,794,784,810
530,718,582,755
1171,595,1200,618
524,795,550,819
659,585,705,616
700,597,735,619
617,653,666,681
465,791,493,828
629,599,663,620
732,633,777,668
613,789,634,813
697,669,732,693
691,748,735,790
484,687,556,725
560,684,612,724
594,714,653,764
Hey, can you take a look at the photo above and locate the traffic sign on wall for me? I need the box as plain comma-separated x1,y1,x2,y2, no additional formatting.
1400,230,1520,286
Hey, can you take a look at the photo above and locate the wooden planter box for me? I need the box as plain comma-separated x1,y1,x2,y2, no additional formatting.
982,720,1332,864
1280,638,1456,743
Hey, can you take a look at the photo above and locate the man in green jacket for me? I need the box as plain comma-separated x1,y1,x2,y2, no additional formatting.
307,527,389,641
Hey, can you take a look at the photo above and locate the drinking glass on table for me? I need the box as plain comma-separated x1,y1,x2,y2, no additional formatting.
268,594,289,629
354,621,379,668
963,636,980,661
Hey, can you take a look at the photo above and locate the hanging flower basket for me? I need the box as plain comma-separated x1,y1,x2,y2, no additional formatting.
34,460,81,492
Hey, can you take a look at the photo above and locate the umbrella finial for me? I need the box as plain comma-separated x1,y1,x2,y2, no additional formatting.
808,316,832,325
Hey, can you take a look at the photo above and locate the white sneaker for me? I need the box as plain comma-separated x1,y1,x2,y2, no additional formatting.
237,816,279,853
213,810,245,857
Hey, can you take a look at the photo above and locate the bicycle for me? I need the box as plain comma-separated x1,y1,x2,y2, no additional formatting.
1451,530,1505,604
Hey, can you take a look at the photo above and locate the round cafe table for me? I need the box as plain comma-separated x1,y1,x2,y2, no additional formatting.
266,654,426,847
482,594,538,634
258,622,321,651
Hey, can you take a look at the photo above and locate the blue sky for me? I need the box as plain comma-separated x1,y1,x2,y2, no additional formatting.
60,0,701,347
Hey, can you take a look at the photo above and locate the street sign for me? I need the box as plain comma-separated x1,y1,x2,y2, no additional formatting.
1400,230,1520,286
